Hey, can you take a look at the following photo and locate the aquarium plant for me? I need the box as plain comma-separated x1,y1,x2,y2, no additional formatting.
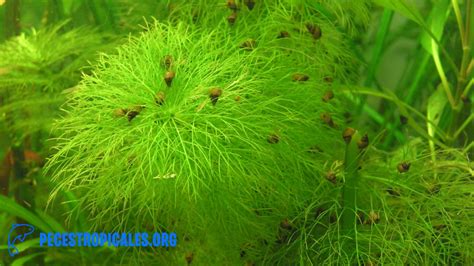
0,0,471,265
0,21,114,265
0,24,104,140
44,1,372,264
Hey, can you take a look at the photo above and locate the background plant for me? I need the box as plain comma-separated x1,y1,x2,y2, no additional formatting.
299,0,473,264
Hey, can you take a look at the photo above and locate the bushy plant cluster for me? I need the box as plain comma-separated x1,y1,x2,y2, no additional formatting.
45,1,371,264
0,24,105,139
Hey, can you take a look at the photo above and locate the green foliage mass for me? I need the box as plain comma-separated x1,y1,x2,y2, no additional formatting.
0,23,106,139
44,1,369,264
0,0,471,265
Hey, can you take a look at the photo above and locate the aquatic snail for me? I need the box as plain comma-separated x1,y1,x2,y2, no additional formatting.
126,107,143,122
280,218,293,230
185,252,194,264
433,224,447,231
426,183,441,195
114,105,145,122
386,187,401,197
357,133,369,149
240,39,256,50
397,162,411,173
323,76,333,83
267,133,280,144
163,55,173,70
191,9,200,23
322,90,334,102
325,171,337,184
320,112,336,128
277,31,290,39
127,156,136,167
342,127,356,144
227,12,237,25
365,210,380,225
164,71,175,87
292,73,309,82
155,91,165,105
244,0,255,10
306,23,322,40
276,220,296,244
240,249,246,258
227,0,238,11
356,211,365,224
208,87,223,106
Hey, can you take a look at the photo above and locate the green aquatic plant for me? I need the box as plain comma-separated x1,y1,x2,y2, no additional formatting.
0,0,470,265
0,23,105,139
0,22,113,265
279,0,474,259
295,139,473,265
44,0,370,262
47,21,314,257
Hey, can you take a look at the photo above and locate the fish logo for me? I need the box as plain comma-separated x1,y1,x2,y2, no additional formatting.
8,224,35,257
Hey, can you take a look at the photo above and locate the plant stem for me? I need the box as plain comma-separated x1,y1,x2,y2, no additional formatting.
452,0,465,46
342,130,362,256
356,9,393,119
365,9,393,88
456,0,472,98
345,92,405,143
86,0,117,32
47,0,65,24
0,149,12,196
431,39,456,108
3,0,21,38
454,112,474,139
448,0,472,145
463,78,473,96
